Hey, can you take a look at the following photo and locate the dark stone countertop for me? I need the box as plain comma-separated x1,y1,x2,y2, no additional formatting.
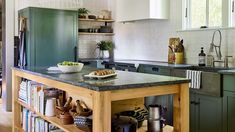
78,58,192,69
219,70,235,75
13,66,190,91
113,60,193,69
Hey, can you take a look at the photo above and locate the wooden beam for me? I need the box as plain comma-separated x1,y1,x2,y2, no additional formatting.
173,83,189,132
14,70,93,99
111,85,179,101
92,91,111,132
179,83,189,132
12,70,21,132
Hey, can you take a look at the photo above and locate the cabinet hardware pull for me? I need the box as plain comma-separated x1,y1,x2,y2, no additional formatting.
152,67,159,72
74,46,77,62
233,1,235,13
190,101,195,104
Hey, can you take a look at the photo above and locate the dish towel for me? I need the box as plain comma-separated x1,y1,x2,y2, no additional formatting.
186,70,202,89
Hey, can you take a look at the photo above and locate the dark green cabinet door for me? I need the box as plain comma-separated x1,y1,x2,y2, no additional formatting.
190,92,197,132
19,7,78,67
223,91,235,132
195,94,223,132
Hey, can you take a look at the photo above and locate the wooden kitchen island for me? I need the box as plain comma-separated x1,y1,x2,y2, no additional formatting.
12,66,189,132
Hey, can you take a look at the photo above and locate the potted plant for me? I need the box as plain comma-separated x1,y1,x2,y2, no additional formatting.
97,40,114,59
78,8,89,19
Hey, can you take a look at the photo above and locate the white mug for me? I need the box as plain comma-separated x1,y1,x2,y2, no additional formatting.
45,98,56,117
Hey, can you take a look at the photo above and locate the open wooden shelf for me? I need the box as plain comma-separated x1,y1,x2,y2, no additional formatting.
17,100,83,132
79,18,114,22
137,120,174,132
79,32,115,35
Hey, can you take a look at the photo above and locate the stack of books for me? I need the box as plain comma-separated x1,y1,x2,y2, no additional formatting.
22,108,63,132
18,80,64,115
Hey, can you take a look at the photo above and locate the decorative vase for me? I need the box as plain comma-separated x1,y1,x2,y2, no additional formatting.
99,50,109,59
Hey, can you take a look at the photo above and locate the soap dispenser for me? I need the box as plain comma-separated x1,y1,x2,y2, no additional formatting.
198,47,206,66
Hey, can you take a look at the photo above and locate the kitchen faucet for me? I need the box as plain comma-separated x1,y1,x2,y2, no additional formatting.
209,30,222,60
209,30,233,67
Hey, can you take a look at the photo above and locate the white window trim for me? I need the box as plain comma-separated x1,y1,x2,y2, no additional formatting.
182,0,230,30
230,0,235,27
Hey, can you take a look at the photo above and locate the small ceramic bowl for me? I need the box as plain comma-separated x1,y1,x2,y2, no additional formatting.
57,63,84,73
74,116,92,132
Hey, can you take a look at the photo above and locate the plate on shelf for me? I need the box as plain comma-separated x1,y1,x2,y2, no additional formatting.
84,71,117,79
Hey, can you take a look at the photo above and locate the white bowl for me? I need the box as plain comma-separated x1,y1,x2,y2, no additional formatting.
57,63,84,73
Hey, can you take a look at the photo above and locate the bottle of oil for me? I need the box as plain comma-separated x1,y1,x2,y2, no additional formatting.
198,47,206,66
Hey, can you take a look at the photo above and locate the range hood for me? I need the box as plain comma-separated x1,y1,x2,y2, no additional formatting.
116,0,170,22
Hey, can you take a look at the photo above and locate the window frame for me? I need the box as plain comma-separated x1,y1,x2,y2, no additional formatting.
183,0,228,30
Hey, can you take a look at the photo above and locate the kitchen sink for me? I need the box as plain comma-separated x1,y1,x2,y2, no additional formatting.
173,66,235,97
191,66,235,72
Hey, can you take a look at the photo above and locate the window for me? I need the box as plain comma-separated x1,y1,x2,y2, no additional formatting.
184,0,222,29
231,0,235,26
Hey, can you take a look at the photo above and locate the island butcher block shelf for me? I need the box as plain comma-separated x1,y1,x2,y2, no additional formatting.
12,66,189,132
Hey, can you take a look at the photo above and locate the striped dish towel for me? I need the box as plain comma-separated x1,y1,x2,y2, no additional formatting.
186,70,202,89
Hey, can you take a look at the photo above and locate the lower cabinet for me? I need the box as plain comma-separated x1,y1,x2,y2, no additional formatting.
223,91,235,132
138,64,173,125
190,92,223,132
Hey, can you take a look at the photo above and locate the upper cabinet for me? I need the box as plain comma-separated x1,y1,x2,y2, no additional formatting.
116,0,170,22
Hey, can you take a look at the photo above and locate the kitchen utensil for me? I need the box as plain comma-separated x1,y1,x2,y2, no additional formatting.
78,28,89,32
148,105,167,132
64,97,73,108
118,108,148,128
99,26,113,33
45,98,56,117
76,100,92,116
88,15,96,19
175,52,184,64
112,115,138,132
57,63,84,73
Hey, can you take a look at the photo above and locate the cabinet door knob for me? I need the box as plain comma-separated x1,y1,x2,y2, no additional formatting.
152,67,159,72
194,102,200,105
190,101,195,104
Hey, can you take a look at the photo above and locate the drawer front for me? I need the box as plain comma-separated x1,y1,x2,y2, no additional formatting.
172,69,186,78
138,65,171,76
192,72,221,97
223,75,235,92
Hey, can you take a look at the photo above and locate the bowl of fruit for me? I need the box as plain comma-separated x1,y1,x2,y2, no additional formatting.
57,61,84,73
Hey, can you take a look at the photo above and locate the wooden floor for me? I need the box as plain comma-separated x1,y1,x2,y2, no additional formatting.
0,99,12,132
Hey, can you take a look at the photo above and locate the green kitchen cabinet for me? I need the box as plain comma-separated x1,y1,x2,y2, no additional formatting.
18,7,78,67
190,91,197,132
223,91,235,132
138,64,172,76
190,92,223,132
223,74,235,132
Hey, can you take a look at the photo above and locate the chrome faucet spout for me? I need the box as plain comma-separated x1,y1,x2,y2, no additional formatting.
210,30,222,60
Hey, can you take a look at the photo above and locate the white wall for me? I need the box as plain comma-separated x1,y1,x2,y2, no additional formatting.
111,0,235,66
112,0,182,61
78,0,113,58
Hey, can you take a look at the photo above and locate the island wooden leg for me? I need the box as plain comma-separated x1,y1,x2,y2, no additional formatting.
173,83,189,132
12,71,21,132
92,91,111,132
